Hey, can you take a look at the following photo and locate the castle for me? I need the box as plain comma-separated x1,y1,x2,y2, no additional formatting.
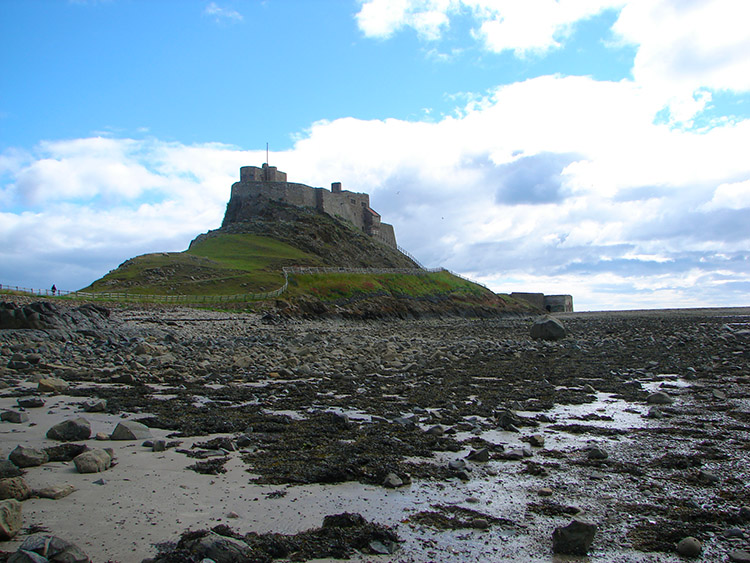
222,164,397,248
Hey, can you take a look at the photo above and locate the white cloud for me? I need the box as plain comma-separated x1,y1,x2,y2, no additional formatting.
613,0,750,94
357,0,624,54
203,2,243,24
356,0,453,40
357,0,750,125
2,75,749,308
701,180,750,211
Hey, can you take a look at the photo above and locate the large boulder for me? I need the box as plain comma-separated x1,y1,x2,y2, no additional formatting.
9,445,49,468
46,418,91,442
44,443,88,462
531,315,567,341
0,460,23,479
73,449,113,474
552,519,597,555
0,499,22,540
0,477,31,501
110,420,151,441
38,378,70,394
179,531,252,563
1,411,29,423
9,534,90,563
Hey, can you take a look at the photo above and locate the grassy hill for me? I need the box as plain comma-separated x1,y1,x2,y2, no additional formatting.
82,199,535,317
83,233,320,295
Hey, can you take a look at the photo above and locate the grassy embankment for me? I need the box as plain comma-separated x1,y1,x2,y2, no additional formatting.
80,232,494,304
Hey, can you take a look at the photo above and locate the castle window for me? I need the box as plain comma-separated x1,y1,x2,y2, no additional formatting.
350,198,355,204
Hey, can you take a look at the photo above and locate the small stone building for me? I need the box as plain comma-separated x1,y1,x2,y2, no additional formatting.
511,292,574,312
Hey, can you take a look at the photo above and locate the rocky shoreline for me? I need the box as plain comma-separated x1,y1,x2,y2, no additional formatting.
1,299,749,561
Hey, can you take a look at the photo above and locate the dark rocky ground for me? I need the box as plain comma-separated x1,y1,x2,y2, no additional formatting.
1,298,749,562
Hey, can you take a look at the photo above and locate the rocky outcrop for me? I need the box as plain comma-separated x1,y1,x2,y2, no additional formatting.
46,418,91,442
0,301,110,333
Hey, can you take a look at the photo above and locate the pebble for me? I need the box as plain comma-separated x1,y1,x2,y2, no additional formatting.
729,550,750,563
676,536,702,557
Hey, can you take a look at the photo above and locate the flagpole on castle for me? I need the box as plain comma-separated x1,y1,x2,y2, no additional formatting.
266,142,269,166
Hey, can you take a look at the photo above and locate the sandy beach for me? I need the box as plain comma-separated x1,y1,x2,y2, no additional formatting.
1,301,749,562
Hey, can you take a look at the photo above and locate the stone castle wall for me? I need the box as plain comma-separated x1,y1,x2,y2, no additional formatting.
225,165,398,247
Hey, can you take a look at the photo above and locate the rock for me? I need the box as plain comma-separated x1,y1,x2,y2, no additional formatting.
0,477,31,501
7,550,49,563
46,418,91,441
322,513,367,528
724,527,745,539
496,409,522,431
448,459,467,471
392,416,416,429
1,411,29,423
697,470,719,484
588,446,608,460
181,531,252,563
44,443,88,462
729,550,750,563
552,519,597,555
382,472,404,488
646,406,663,419
73,449,113,474
81,399,106,413
0,460,23,479
10,445,49,468
740,506,750,520
0,499,22,540
110,420,152,440
37,378,69,394
35,484,76,500
538,487,554,497
712,388,727,400
676,536,702,557
466,447,490,462
152,439,166,452
646,391,673,405
471,518,490,529
17,397,45,408
425,424,445,436
530,316,567,341
504,448,527,460
368,540,395,555
528,434,545,447
11,534,90,563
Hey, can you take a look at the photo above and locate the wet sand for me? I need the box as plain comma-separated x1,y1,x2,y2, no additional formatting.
1,304,749,561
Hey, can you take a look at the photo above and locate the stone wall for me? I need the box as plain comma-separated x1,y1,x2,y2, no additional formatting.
511,292,546,310
224,165,398,248
510,292,574,312
544,295,574,313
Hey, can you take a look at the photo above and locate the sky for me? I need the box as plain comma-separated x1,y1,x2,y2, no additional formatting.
1,0,750,311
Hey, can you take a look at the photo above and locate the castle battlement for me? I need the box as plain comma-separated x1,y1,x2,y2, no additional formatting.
222,164,397,248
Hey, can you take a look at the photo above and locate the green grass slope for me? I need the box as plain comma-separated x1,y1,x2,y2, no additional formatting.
82,233,321,295
81,199,535,317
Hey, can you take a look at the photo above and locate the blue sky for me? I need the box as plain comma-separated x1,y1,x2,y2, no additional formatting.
2,0,750,310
